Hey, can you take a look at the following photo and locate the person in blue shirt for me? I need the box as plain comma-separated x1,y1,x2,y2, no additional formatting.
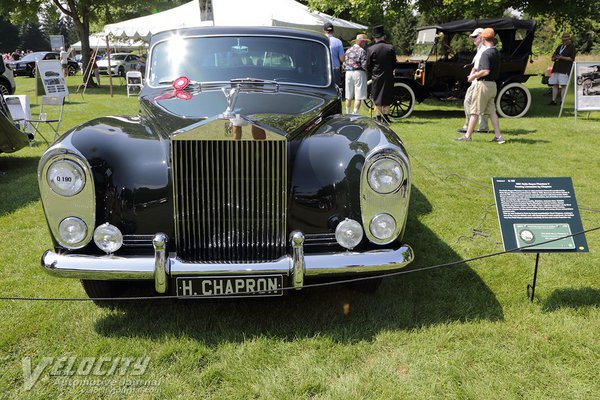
323,22,345,87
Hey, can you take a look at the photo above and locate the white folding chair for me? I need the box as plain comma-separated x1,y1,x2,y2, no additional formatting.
26,95,65,144
126,71,144,97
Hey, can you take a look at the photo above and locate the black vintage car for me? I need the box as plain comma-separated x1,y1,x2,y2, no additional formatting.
578,65,600,96
38,27,413,301
7,51,80,77
372,18,536,119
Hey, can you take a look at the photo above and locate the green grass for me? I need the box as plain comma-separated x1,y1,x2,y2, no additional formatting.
1,75,599,399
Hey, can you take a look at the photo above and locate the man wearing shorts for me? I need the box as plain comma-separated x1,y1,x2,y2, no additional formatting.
343,34,369,114
455,28,505,144
59,47,69,77
549,33,576,105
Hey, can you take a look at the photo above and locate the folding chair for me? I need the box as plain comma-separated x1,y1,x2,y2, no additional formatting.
0,93,31,153
126,71,144,97
26,95,65,144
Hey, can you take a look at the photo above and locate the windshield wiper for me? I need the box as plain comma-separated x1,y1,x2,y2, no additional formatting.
230,77,279,85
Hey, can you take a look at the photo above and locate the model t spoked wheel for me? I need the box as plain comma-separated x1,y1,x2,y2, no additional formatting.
496,82,531,118
389,83,415,119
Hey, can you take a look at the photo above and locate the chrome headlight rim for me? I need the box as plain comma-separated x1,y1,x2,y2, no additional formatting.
38,149,96,250
58,216,88,248
360,146,410,245
369,213,397,244
367,156,404,195
46,158,86,197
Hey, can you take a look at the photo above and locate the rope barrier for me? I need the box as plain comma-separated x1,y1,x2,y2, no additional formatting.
0,226,597,302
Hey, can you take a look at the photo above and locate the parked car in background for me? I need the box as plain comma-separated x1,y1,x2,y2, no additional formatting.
38,27,413,302
6,51,80,77
0,61,16,95
366,18,536,119
97,53,140,77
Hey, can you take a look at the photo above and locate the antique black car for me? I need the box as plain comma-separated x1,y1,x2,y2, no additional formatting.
372,18,536,119
7,52,80,77
38,27,413,301
578,65,600,96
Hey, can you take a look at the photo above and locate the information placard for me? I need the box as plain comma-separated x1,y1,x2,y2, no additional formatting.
35,60,69,97
492,177,588,252
574,61,600,112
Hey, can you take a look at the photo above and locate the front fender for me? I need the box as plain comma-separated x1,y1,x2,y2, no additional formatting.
289,114,408,237
40,116,173,251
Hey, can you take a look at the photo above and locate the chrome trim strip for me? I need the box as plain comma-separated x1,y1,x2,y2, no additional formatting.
153,233,168,293
40,245,414,283
290,231,305,288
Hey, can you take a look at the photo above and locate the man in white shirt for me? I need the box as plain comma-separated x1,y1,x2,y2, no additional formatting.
457,28,490,134
59,47,69,77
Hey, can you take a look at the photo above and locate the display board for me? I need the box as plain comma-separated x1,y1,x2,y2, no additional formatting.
492,177,588,253
49,35,64,51
35,60,69,97
574,61,600,113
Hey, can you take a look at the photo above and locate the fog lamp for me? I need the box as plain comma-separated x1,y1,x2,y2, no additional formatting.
58,217,87,245
94,223,123,254
370,213,397,241
335,218,364,250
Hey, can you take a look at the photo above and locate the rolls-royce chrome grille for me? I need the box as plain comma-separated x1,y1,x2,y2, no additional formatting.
172,134,287,263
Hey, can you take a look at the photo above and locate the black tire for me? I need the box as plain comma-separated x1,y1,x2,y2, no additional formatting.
118,66,125,77
363,98,374,110
583,82,592,96
68,65,77,76
0,81,10,96
496,82,531,118
81,280,129,307
346,277,383,293
389,83,415,119
30,67,36,78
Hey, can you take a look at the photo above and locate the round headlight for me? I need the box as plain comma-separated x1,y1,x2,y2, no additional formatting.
58,217,87,245
335,218,364,250
46,159,85,196
367,158,403,194
94,223,123,254
370,213,397,241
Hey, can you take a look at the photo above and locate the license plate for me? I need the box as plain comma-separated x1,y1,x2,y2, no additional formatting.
176,275,284,298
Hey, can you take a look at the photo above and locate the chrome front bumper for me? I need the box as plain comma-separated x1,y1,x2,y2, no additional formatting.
41,232,413,293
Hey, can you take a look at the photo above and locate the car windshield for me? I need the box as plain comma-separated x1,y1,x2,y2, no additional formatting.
149,35,330,87
20,53,45,62
110,54,128,60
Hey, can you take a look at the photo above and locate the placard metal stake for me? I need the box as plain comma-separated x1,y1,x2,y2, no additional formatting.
527,253,540,302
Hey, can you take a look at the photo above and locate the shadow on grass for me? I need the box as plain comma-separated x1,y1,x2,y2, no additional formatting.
542,288,600,311
505,138,551,144
502,129,537,135
411,109,465,119
0,155,40,216
94,186,504,344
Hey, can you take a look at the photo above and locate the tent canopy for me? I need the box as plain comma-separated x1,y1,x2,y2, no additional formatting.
103,0,367,41
71,34,147,52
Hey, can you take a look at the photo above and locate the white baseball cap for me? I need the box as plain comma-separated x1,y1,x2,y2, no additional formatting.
470,28,484,37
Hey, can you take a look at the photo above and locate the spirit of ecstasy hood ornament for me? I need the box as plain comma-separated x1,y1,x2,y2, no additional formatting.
221,87,239,118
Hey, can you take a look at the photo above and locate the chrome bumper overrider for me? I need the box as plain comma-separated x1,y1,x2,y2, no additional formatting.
41,232,413,294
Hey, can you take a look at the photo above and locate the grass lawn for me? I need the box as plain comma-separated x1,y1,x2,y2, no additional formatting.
1,73,599,399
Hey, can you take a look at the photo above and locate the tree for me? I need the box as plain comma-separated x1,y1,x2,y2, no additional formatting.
0,0,187,85
0,16,20,53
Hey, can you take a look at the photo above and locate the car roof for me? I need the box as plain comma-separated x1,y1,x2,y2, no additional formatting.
418,18,536,33
150,26,329,47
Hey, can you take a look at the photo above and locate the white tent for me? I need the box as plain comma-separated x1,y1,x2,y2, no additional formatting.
103,0,367,41
71,34,147,52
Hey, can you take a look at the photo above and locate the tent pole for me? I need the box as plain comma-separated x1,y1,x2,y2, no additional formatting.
106,36,113,97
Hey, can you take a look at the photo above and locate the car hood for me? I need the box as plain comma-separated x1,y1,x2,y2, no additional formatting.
139,86,337,137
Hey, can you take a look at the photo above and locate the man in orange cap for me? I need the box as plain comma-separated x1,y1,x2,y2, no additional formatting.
455,28,505,144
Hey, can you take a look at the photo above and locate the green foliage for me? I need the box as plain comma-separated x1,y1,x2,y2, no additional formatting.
0,16,20,52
